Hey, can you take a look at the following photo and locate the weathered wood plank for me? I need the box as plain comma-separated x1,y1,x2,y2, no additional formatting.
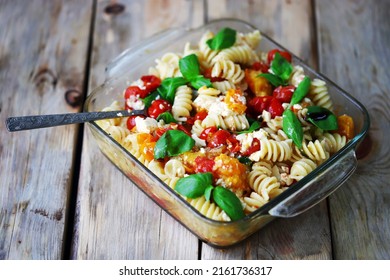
316,0,390,259
73,0,205,259
202,0,332,259
0,0,92,259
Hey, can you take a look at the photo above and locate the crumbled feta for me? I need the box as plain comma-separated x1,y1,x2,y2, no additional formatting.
208,98,236,117
131,79,146,90
135,117,158,133
126,95,145,110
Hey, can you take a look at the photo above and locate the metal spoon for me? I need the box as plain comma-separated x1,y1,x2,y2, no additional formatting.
5,109,146,132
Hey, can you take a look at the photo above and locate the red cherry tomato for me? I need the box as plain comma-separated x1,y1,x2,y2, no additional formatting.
267,49,292,64
226,135,241,153
207,130,231,148
154,127,169,139
194,156,215,173
199,126,218,141
126,115,145,130
124,85,148,99
187,110,208,125
170,123,191,136
141,75,161,92
248,96,273,115
273,85,295,103
252,61,269,73
148,99,172,119
242,138,261,156
268,97,284,118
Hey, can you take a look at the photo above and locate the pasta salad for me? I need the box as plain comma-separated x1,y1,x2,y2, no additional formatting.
97,27,354,222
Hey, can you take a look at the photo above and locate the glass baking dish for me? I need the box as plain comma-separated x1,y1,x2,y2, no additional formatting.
84,18,370,247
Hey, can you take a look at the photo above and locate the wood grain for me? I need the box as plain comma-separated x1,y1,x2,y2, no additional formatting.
0,0,92,259
72,0,205,259
316,0,390,259
202,0,332,260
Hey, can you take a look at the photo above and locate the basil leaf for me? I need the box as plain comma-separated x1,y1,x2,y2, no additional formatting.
236,121,260,135
283,109,303,148
140,91,159,108
306,106,338,130
179,54,200,81
154,129,195,159
271,52,293,82
213,186,245,221
258,73,285,87
157,77,188,104
156,112,177,124
290,76,311,105
204,185,214,201
206,27,236,50
175,173,213,199
190,75,212,89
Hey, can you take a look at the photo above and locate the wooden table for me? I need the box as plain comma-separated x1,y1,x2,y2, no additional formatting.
1,0,389,260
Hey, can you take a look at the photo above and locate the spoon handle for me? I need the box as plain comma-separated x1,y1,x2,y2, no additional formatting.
5,110,144,132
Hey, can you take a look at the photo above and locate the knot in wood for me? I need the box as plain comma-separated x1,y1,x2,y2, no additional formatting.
104,3,125,15
64,89,83,108
34,67,58,89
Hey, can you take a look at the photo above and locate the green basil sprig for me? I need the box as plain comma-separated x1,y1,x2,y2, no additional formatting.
206,27,236,50
175,172,213,198
257,52,293,86
156,112,177,124
257,73,286,87
140,91,159,108
212,186,245,221
306,106,338,130
282,109,303,149
179,54,212,89
236,121,260,135
175,172,245,221
157,77,188,104
290,76,311,105
154,130,195,159
282,77,312,148
270,52,293,82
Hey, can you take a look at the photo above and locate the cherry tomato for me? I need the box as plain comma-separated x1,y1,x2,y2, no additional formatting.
154,127,169,139
248,96,273,116
199,126,218,141
187,110,208,125
267,49,292,64
273,85,295,103
170,123,191,136
207,129,231,148
242,138,261,156
252,61,269,73
148,99,172,119
194,156,215,173
141,75,161,92
203,67,225,82
194,110,208,122
226,135,241,153
268,97,284,118
124,85,148,99
126,115,145,130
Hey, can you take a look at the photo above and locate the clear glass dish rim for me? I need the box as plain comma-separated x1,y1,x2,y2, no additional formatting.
84,18,370,226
